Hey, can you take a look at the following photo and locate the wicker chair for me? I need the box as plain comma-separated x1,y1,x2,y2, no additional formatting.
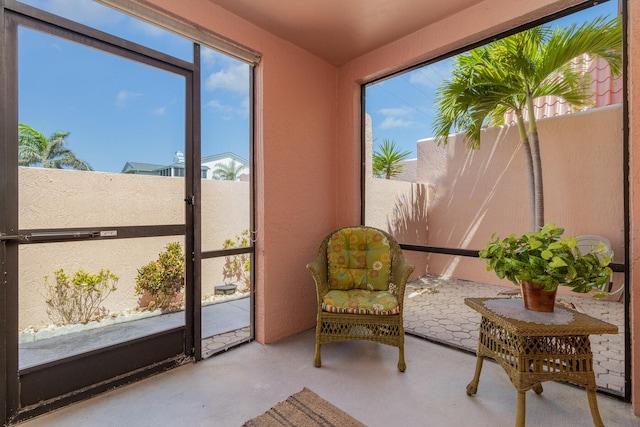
307,226,414,371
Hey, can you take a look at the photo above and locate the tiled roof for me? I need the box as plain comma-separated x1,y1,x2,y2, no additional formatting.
504,54,622,124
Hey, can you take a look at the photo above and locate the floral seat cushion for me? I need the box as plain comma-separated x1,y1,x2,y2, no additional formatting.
327,227,391,291
322,289,399,315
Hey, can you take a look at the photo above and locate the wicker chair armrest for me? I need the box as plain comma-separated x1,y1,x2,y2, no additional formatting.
307,258,329,300
392,255,415,302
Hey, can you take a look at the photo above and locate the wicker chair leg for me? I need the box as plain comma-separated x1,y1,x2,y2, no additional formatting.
398,347,406,372
314,345,321,367
314,327,322,368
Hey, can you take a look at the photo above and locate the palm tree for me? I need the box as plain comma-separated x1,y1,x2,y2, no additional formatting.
432,16,622,230
18,123,93,170
372,139,411,179
212,160,245,180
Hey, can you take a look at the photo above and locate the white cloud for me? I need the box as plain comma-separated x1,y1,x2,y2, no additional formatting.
408,60,454,89
205,63,249,93
129,19,166,37
152,107,166,116
377,106,417,129
379,107,413,117
379,116,417,129
206,100,234,114
206,98,249,120
45,0,123,26
200,48,217,67
115,90,142,108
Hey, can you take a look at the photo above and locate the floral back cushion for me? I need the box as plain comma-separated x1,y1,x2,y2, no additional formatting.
327,227,391,291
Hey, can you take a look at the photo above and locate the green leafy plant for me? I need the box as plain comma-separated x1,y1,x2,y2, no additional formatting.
222,230,251,291
44,268,118,325
135,242,185,310
478,223,613,297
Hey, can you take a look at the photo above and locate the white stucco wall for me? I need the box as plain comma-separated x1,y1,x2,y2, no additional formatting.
18,168,249,329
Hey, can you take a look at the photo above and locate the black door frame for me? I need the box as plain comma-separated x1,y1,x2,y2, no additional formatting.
1,1,202,423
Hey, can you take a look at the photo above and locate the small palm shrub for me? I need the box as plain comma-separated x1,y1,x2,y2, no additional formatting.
44,268,118,325
372,139,411,179
222,230,251,292
135,242,185,310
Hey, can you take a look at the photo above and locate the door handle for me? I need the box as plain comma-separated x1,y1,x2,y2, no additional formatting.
0,233,22,241
27,231,100,241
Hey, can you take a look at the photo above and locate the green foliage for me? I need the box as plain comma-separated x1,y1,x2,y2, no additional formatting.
44,268,118,325
212,160,245,181
433,16,622,148
431,16,622,230
372,139,411,179
222,230,251,291
18,123,93,170
135,242,185,310
479,223,613,297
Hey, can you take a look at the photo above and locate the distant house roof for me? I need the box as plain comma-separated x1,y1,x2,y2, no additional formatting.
121,162,165,174
156,163,210,171
121,153,236,177
201,152,248,166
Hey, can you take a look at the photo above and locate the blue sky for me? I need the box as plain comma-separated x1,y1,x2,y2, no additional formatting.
18,0,250,173
17,1,617,172
365,0,619,159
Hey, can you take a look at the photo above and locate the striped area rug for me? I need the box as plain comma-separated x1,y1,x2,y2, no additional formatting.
242,387,366,427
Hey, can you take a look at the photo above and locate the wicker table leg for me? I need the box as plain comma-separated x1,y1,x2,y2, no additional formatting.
466,354,484,395
515,391,526,427
587,389,605,427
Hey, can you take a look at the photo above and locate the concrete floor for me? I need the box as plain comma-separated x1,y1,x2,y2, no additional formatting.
18,329,638,427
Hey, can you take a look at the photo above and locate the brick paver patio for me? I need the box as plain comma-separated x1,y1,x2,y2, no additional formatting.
403,275,626,395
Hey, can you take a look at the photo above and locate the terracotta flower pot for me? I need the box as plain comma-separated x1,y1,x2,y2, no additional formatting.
520,281,557,312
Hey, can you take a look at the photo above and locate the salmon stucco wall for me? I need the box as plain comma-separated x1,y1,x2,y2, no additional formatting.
141,0,640,415
422,105,624,294
627,0,640,414
145,0,339,343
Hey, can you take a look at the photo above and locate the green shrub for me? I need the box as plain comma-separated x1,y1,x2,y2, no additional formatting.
135,242,185,310
44,268,118,325
222,230,251,291
479,223,613,296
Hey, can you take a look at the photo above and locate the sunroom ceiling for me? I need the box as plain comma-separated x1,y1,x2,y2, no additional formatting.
207,0,484,65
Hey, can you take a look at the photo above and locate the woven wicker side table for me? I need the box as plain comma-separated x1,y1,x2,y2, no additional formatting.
464,298,618,427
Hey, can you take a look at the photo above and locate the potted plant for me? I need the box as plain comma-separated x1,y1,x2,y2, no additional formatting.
478,223,613,312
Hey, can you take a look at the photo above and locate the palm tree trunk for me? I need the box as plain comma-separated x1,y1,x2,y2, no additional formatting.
528,131,544,230
526,96,544,230
516,113,537,231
